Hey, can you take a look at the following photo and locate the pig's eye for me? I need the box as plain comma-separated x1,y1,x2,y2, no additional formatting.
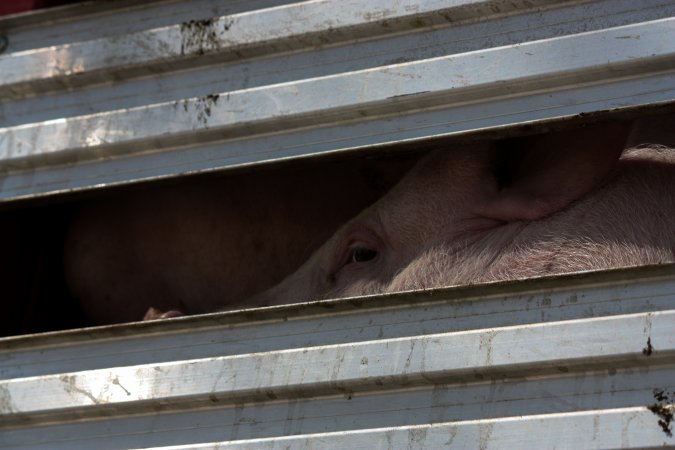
332,231,382,278
350,246,378,263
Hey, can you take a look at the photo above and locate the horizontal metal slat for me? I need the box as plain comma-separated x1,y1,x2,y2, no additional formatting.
4,0,674,129
148,408,674,449
2,68,674,203
0,0,295,53
2,1,675,203
1,267,673,448
0,0,553,99
2,264,673,380
2,310,672,421
3,363,674,448
3,17,674,165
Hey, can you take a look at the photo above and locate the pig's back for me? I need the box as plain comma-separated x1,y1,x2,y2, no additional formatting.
486,145,675,281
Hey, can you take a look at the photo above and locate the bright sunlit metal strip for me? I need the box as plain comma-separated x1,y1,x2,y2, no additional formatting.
1,267,673,447
2,308,673,420
1,1,675,203
3,364,673,449
0,0,554,98
4,0,674,130
147,408,674,449
2,69,674,203
2,17,674,164
1,264,673,381
1,1,674,449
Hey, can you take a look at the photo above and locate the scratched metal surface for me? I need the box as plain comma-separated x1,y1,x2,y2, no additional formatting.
0,264,674,449
1,0,675,202
1,2,675,448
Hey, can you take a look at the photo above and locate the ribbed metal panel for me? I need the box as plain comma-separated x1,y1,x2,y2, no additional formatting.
1,1,674,448
2,0,675,202
1,265,674,448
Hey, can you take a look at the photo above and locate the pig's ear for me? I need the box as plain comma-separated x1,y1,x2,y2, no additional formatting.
485,122,631,221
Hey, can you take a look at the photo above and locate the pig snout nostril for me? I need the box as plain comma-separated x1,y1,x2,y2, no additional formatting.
351,247,378,263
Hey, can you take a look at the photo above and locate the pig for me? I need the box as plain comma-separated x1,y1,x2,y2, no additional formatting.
64,155,417,325
66,119,675,324
241,121,675,309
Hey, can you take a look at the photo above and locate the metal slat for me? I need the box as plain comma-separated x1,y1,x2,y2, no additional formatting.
2,310,673,419
147,409,674,449
0,0,298,54
1,2,674,448
1,265,673,380
2,17,675,164
3,366,674,448
0,0,556,98
3,68,674,203
1,0,675,203
1,266,674,449
4,0,674,129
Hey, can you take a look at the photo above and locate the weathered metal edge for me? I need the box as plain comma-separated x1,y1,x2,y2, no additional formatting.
0,0,566,98
0,263,672,351
0,0,170,30
2,17,673,165
1,310,672,425
147,407,675,449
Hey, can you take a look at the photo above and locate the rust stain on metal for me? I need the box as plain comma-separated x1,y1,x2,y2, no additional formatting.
111,376,131,396
642,337,653,356
59,374,100,404
264,389,277,400
180,18,228,56
648,389,674,437
643,312,654,356
408,427,428,446
179,94,220,127
0,384,16,414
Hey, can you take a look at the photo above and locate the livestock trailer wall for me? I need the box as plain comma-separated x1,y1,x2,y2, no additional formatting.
1,1,674,448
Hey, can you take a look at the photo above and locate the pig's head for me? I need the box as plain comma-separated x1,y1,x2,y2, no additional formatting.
245,122,649,307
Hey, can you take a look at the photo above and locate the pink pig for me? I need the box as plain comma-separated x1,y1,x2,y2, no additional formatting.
65,156,415,324
66,120,675,323
243,122,675,308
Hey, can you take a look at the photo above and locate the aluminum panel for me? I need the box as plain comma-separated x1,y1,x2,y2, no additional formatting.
4,0,674,128
3,18,674,164
1,2,674,448
1,0,675,202
146,409,674,449
0,0,558,98
1,264,673,380
1,266,674,449
3,366,674,448
0,1,299,54
2,309,673,419
2,70,674,202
